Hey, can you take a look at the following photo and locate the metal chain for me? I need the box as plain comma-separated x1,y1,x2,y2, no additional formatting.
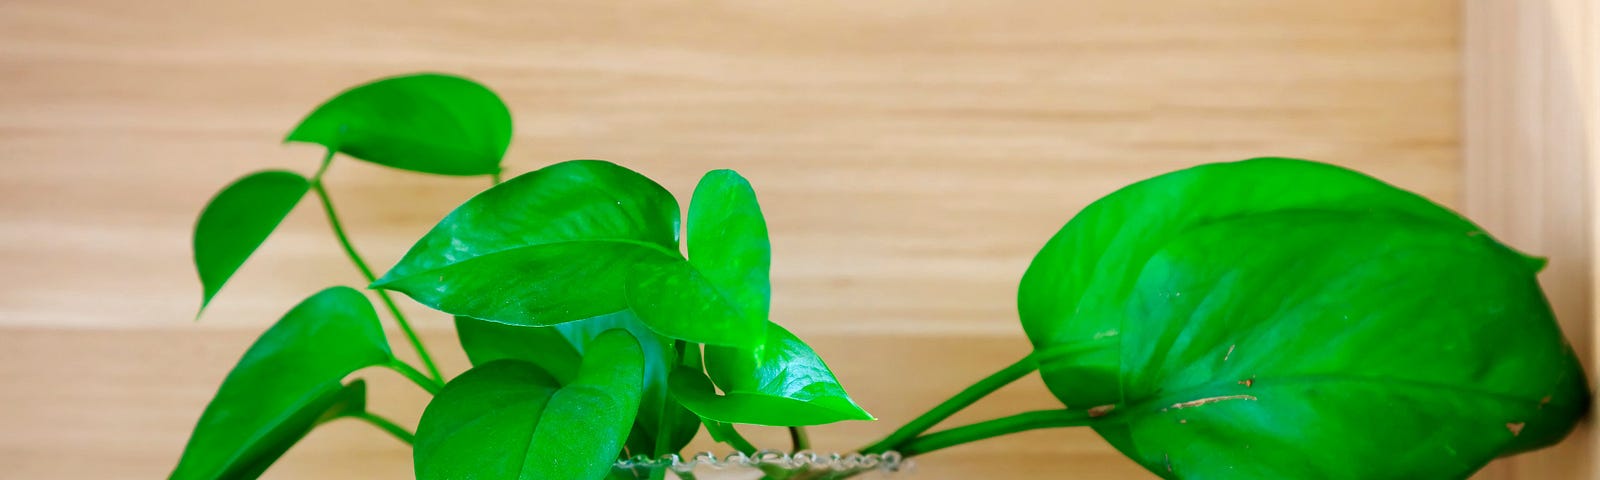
615,450,910,475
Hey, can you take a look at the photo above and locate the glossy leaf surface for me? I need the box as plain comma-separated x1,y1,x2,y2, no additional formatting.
193,170,309,311
454,313,700,454
686,169,771,323
674,324,872,426
1018,158,1499,411
171,287,392,480
1021,159,1588,478
285,73,511,176
374,160,681,326
415,330,644,480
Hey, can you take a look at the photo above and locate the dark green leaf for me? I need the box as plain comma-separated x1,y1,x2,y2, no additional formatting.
286,73,511,176
193,170,309,312
171,287,392,480
1018,158,1504,412
673,324,871,426
415,330,645,480
374,160,682,326
453,313,700,454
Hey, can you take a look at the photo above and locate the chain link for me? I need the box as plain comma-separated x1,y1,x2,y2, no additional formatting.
615,450,910,475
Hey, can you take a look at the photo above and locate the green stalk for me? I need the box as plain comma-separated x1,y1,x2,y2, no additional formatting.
388,359,443,395
311,150,445,385
789,426,811,452
897,409,1094,456
857,355,1036,454
354,411,416,445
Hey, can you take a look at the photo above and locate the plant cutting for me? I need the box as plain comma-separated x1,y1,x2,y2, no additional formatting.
173,72,1591,480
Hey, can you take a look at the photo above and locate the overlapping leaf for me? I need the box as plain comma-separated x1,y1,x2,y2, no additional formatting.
679,324,873,426
171,287,392,480
193,170,309,312
286,73,511,176
414,330,645,480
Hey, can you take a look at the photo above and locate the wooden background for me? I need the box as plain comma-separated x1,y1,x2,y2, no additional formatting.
5,0,1566,478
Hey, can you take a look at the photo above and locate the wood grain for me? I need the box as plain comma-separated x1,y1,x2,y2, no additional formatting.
0,0,1461,478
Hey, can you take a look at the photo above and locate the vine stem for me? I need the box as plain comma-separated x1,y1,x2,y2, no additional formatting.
857,355,1036,454
389,359,443,395
312,150,445,385
897,409,1094,457
353,411,416,445
789,426,811,452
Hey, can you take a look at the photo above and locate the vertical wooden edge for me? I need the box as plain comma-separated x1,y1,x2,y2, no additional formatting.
1464,0,1599,479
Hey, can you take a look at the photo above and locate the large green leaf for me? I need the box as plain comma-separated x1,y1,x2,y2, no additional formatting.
454,313,700,455
193,170,309,312
686,169,771,322
675,325,872,426
170,287,392,480
373,160,681,326
415,329,645,480
285,73,511,176
1018,158,1504,412
1082,212,1586,479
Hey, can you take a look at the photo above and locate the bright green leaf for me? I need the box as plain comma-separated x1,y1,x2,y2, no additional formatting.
285,73,511,176
193,170,309,312
170,287,392,480
453,313,700,455
1019,158,1500,412
625,259,766,347
1083,212,1587,479
687,169,771,321
373,160,682,326
674,324,871,426
415,330,645,480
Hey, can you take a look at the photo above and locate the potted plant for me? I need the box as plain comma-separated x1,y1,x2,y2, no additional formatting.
171,73,1590,480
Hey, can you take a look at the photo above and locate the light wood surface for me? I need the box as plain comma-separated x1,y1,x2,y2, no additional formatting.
1465,1,1599,478
0,0,1467,478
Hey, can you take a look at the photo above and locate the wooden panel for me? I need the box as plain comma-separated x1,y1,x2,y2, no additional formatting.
1465,1,1600,479
0,0,1459,478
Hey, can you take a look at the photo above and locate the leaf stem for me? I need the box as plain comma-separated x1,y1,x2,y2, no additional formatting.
353,411,416,445
388,358,443,395
311,149,445,384
857,355,1036,454
897,408,1094,457
789,426,810,452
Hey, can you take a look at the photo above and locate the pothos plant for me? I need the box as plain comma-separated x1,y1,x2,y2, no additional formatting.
173,73,1590,480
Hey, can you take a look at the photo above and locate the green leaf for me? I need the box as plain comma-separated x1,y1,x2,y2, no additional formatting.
453,313,700,454
415,329,645,480
687,169,771,321
285,73,511,176
374,160,682,326
193,170,309,312
1018,158,1499,411
170,287,392,480
676,325,872,426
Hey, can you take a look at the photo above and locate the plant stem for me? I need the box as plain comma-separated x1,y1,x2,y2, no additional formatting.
707,421,758,454
354,411,416,445
389,359,443,395
857,355,1036,454
897,409,1094,457
789,426,810,452
311,150,445,384
491,169,504,185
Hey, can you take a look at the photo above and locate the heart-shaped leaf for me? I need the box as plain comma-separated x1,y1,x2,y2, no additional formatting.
373,160,681,326
285,73,511,176
455,313,700,455
415,329,645,480
170,287,392,480
1082,212,1587,479
1018,158,1505,411
193,170,310,312
675,324,872,426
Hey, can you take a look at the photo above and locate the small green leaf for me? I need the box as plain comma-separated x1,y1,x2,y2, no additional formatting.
624,260,766,347
1086,213,1587,479
675,325,871,426
374,160,681,326
687,169,771,321
454,313,700,456
415,330,645,480
193,170,309,312
171,287,392,480
1019,158,1495,411
286,73,511,176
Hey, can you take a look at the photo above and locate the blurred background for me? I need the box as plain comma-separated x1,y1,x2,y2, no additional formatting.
0,0,1592,478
